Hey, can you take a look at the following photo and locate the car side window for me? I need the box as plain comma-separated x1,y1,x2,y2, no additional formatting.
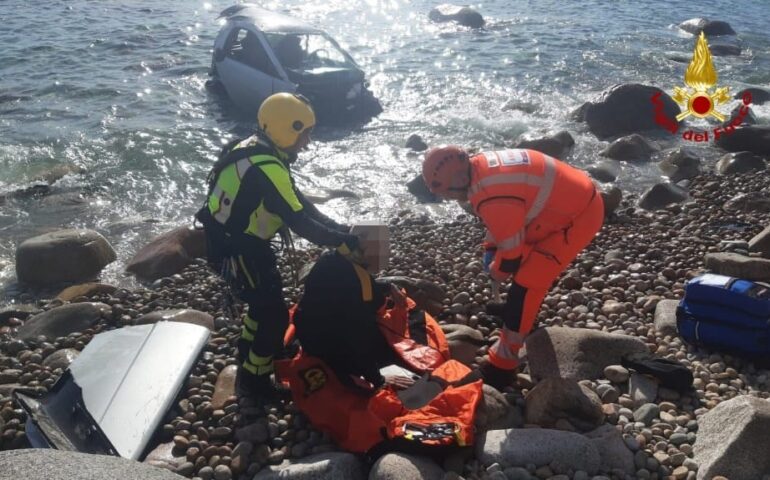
227,28,279,77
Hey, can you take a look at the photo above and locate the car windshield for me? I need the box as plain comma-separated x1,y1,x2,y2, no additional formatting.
265,32,355,71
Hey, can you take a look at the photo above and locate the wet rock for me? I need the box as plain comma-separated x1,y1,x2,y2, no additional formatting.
653,299,679,337
715,126,770,156
135,309,215,331
126,226,207,281
476,384,522,431
405,134,428,152
678,18,736,36
477,429,601,474
428,5,485,28
587,161,620,183
524,378,604,432
722,192,770,213
573,84,681,139
659,148,701,183
585,424,635,475
369,453,444,480
725,104,757,127
525,327,647,381
716,152,767,175
704,252,770,282
709,43,741,56
601,134,658,162
629,374,659,408
600,187,623,218
749,225,770,258
41,348,80,371
441,324,484,366
144,441,187,472
406,174,441,204
638,183,688,211
736,87,770,105
253,452,365,480
515,131,575,160
56,282,117,302
0,449,185,479
17,302,110,341
0,304,41,323
694,396,770,480
211,365,237,410
15,229,116,286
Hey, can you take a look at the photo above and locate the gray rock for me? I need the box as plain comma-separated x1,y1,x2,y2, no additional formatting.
476,429,601,474
715,126,770,156
716,152,767,175
428,5,485,28
585,424,635,475
442,324,485,366
524,378,605,432
601,134,658,162
678,18,736,36
0,449,184,480
723,192,770,214
659,148,701,183
525,327,647,381
406,174,441,204
515,131,575,160
126,226,206,281
735,88,770,106
653,299,679,337
15,229,116,286
587,161,621,183
725,104,757,127
749,225,770,258
603,365,630,384
0,304,41,323
16,302,110,341
638,183,688,211
369,453,444,480
144,441,187,472
503,466,533,480
405,134,428,152
135,309,215,331
694,396,770,480
476,384,523,431
629,374,659,408
573,84,681,139
704,252,770,282
600,187,623,218
41,348,80,370
253,452,365,480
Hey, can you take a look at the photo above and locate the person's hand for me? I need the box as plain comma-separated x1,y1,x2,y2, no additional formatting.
383,374,415,390
389,283,408,309
337,234,361,256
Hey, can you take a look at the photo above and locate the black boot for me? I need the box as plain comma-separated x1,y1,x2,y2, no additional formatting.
236,368,289,403
478,361,517,391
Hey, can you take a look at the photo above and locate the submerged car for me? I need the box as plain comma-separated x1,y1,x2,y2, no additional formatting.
210,5,382,125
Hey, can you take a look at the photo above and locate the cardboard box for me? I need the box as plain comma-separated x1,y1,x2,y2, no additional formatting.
350,221,390,273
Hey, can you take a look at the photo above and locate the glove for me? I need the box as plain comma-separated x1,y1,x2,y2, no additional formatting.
483,250,495,272
337,234,363,259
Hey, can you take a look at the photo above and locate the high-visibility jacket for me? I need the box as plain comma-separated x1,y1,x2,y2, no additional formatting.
468,148,597,281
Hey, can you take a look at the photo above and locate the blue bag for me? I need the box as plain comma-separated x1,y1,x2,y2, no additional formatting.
676,274,770,358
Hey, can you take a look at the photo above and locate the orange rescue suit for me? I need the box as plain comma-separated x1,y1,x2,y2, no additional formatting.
469,149,604,369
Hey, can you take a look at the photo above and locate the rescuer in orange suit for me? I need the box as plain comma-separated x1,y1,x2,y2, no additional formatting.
422,146,604,389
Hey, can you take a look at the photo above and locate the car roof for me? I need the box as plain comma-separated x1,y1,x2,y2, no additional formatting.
218,4,323,34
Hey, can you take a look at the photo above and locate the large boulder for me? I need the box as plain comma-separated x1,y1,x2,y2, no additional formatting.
600,134,659,162
406,174,441,204
524,378,605,432
476,428,601,474
653,299,679,337
405,134,428,152
476,384,523,431
715,126,770,156
587,160,621,183
125,226,206,281
134,309,215,331
369,453,444,480
428,4,485,28
704,253,770,282
584,424,635,475
525,327,647,381
253,452,365,480
15,229,116,286
723,192,770,214
638,183,688,211
573,84,681,139
735,87,770,105
716,152,767,175
693,396,770,480
441,323,485,366
749,225,770,258
0,449,185,480
600,186,623,218
659,148,701,183
16,302,110,341
678,18,736,36
515,131,575,160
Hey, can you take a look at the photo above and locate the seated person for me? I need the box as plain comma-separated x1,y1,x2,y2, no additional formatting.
292,250,417,390
274,35,305,70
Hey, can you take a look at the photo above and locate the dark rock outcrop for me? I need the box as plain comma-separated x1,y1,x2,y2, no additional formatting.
659,148,701,182
716,152,767,175
515,130,575,159
126,226,207,281
678,18,736,36
428,5,485,28
638,183,688,210
715,126,770,156
600,134,659,162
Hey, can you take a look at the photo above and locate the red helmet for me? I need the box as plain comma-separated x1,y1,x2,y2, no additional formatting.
422,145,470,195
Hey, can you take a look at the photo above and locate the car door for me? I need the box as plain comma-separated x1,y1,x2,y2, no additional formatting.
214,25,294,113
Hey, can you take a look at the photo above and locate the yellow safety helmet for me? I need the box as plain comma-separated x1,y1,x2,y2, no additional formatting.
257,92,316,149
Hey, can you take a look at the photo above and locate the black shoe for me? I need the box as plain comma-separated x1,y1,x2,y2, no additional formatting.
478,361,516,391
236,368,290,403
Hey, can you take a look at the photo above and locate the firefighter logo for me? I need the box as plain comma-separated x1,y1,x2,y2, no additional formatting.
300,366,327,393
671,32,730,122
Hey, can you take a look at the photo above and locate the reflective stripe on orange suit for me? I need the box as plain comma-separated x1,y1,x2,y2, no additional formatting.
468,149,604,369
